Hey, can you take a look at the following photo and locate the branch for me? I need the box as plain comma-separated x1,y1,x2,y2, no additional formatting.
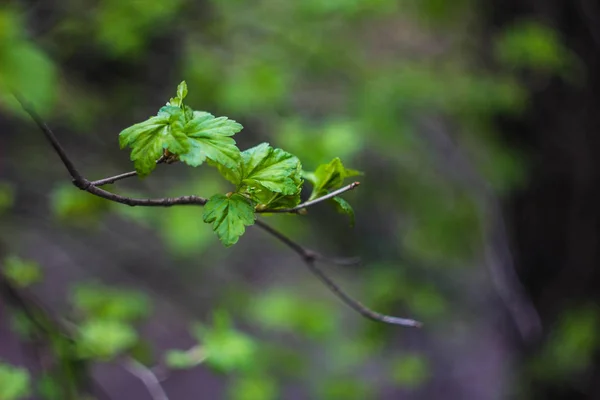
17,92,420,327
254,219,422,327
124,358,170,400
91,157,166,187
257,182,361,214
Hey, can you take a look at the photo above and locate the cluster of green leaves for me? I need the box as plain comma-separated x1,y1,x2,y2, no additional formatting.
119,81,360,246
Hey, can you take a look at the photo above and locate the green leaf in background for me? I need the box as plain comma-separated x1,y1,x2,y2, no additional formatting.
119,105,189,176
164,346,206,370
0,361,31,400
202,194,255,247
193,312,257,373
51,183,109,227
2,256,42,288
229,375,278,400
0,182,14,214
179,111,242,170
390,354,430,389
36,374,63,400
495,21,572,76
531,306,600,379
250,289,337,339
94,0,185,57
318,377,375,400
71,283,150,322
0,9,57,116
233,143,303,197
129,339,155,367
76,320,138,360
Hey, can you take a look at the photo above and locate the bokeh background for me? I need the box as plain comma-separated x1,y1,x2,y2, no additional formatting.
1,0,599,399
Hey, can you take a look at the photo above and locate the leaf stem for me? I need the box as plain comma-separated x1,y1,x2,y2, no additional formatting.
90,157,166,187
258,182,361,214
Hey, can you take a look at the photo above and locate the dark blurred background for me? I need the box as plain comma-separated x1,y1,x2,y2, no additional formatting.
1,0,600,399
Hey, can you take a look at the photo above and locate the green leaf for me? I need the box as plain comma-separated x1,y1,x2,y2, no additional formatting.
119,106,189,176
76,320,138,360
0,182,14,214
235,143,303,196
0,362,31,400
251,160,303,211
305,157,361,200
202,194,255,247
303,158,361,224
2,256,42,288
229,375,278,400
177,81,188,102
192,312,256,373
168,81,189,108
179,111,242,170
71,283,150,322
391,354,430,388
332,196,355,227
164,347,206,370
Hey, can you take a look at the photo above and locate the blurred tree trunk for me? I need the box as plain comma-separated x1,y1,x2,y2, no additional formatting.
486,0,600,398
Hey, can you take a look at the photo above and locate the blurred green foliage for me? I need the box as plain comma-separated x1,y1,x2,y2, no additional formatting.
0,7,56,115
530,306,600,380
51,183,109,228
495,21,574,77
192,311,257,373
0,362,30,400
0,0,578,397
390,354,430,388
71,282,150,322
2,256,42,288
0,182,14,214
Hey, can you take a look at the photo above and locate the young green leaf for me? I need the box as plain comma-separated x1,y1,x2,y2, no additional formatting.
179,111,243,170
332,196,355,227
119,106,189,176
237,143,302,196
168,81,188,107
177,81,188,102
251,162,303,211
305,157,361,200
202,194,255,247
304,157,361,225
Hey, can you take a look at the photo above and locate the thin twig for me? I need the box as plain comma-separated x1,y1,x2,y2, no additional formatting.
258,182,361,214
91,157,166,187
124,358,170,400
254,219,422,327
13,92,86,186
91,170,139,187
17,92,420,327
